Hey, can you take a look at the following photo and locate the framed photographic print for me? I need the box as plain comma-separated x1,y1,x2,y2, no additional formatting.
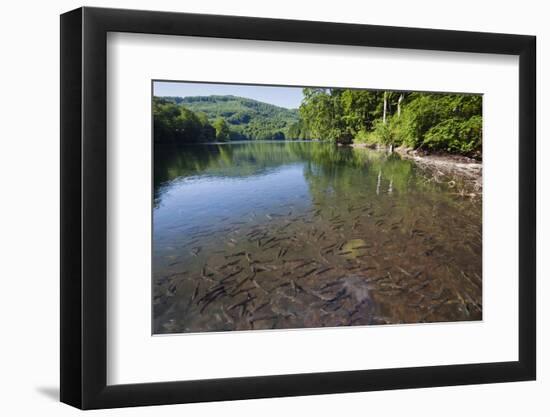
60,6,536,409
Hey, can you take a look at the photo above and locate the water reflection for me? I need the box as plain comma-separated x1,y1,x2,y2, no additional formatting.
153,141,482,334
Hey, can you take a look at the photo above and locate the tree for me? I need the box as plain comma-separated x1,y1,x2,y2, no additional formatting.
397,93,404,118
383,91,388,124
299,88,351,143
340,89,383,133
153,97,218,144
213,118,230,142
296,88,482,156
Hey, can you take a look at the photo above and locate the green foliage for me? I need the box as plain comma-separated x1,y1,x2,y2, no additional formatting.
153,97,216,144
299,88,352,143
423,115,482,154
155,89,482,156
340,89,395,132
397,93,482,153
299,88,482,156
161,95,299,141
355,114,412,148
371,119,396,146
213,118,230,142
287,120,311,140
352,129,375,145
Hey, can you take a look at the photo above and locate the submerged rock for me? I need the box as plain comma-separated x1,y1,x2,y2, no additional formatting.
341,239,368,259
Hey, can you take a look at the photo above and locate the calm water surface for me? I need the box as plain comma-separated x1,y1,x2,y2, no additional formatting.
153,141,481,334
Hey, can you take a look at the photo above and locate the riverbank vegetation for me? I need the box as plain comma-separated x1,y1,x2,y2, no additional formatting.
296,89,482,157
153,88,482,157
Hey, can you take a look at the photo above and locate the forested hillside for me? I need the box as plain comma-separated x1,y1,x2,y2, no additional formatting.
155,95,299,142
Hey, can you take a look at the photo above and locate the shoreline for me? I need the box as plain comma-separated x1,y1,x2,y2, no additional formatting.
351,143,482,194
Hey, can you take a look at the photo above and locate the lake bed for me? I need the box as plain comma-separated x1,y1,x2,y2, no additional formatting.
153,141,482,334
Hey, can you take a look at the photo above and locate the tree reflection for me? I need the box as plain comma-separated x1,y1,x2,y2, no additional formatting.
154,142,446,209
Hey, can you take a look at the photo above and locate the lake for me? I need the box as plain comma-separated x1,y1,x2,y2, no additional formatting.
153,141,482,334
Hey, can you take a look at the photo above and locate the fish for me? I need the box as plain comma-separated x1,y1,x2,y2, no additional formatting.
222,259,241,268
409,281,430,293
293,260,315,270
197,286,225,306
320,280,342,290
199,290,224,313
230,286,257,297
395,266,412,277
365,275,389,284
315,267,333,276
166,283,177,297
318,250,330,264
191,231,216,239
191,282,201,301
253,301,270,313
251,279,268,293
250,315,278,324
221,267,244,282
232,274,254,292
321,243,338,251
262,237,276,247
228,295,257,311
225,251,246,258
178,238,201,248
278,223,292,231
297,268,318,279
162,271,188,280
262,243,280,251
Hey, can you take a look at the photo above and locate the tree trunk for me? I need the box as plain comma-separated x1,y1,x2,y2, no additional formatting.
397,93,404,118
383,92,388,124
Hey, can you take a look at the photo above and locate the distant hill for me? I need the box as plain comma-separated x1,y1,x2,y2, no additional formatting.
160,95,300,140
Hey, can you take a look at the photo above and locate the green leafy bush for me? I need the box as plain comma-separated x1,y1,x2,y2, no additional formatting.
353,129,376,145
423,115,482,154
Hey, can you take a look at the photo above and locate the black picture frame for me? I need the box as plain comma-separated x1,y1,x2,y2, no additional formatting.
60,6,536,410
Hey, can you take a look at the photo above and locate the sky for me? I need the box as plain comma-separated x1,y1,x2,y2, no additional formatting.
153,81,305,109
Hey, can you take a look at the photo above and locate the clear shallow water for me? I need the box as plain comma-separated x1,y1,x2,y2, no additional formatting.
153,141,482,334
